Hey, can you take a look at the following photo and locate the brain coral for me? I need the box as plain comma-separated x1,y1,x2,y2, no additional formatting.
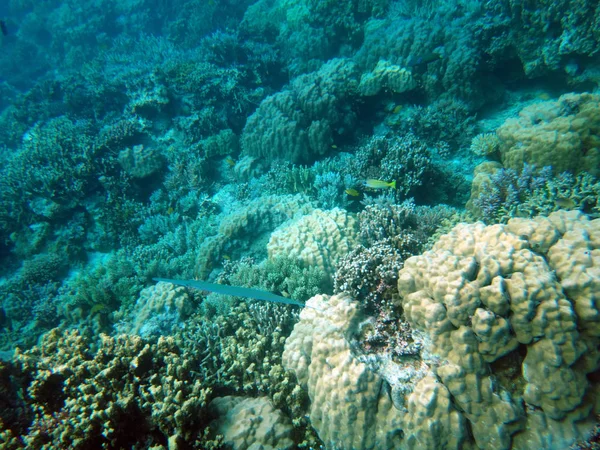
397,210,599,449
267,208,358,278
497,92,600,176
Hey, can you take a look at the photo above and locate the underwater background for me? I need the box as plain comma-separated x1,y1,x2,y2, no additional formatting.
0,0,599,448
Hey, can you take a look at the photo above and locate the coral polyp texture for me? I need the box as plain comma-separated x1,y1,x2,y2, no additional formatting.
497,92,600,176
2,0,600,447
397,210,599,449
267,207,359,278
284,211,599,450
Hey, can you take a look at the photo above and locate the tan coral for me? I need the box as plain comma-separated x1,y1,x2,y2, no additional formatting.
359,59,417,96
397,210,599,449
268,208,358,277
465,161,502,218
13,330,211,448
209,396,294,450
496,92,600,176
283,294,468,450
129,282,194,335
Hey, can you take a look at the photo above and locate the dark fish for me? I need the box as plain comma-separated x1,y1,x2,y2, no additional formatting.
0,20,7,37
407,52,442,67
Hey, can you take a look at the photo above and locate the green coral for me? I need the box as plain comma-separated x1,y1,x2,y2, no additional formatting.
520,171,600,218
223,256,330,303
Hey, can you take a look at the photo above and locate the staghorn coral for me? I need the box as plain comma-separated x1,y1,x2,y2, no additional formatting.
467,163,600,223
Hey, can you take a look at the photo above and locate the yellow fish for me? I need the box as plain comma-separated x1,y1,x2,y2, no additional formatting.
392,105,403,114
345,188,361,197
555,197,576,209
365,179,396,190
225,156,236,167
331,144,338,149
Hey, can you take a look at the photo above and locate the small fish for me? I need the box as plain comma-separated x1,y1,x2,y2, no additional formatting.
331,144,338,149
222,254,231,261
90,304,108,315
166,206,174,215
225,156,236,167
345,188,361,197
365,179,396,190
555,197,576,209
407,52,442,67
0,20,7,37
392,105,403,114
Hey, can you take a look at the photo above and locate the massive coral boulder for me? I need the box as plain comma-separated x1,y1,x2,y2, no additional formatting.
398,210,599,449
267,208,359,278
241,58,359,164
284,211,599,450
497,92,600,176
283,294,467,450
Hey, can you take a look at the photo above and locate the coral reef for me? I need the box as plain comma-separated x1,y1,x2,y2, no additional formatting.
397,210,599,448
283,210,600,450
468,164,600,223
283,294,463,450
241,58,360,164
2,0,600,448
209,396,294,450
267,208,359,279
117,281,197,338
5,330,211,448
497,92,600,176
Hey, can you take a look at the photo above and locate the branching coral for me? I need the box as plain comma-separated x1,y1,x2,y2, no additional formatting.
351,133,431,199
468,164,600,223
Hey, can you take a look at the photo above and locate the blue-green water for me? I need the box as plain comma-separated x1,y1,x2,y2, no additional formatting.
0,1,598,448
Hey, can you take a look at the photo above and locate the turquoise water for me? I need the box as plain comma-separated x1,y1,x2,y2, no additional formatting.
0,1,599,448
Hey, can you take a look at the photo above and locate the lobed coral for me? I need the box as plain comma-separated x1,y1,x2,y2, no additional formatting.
281,210,600,450
241,58,360,164
267,207,359,279
209,396,294,450
497,92,600,176
397,210,599,448
283,294,463,450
